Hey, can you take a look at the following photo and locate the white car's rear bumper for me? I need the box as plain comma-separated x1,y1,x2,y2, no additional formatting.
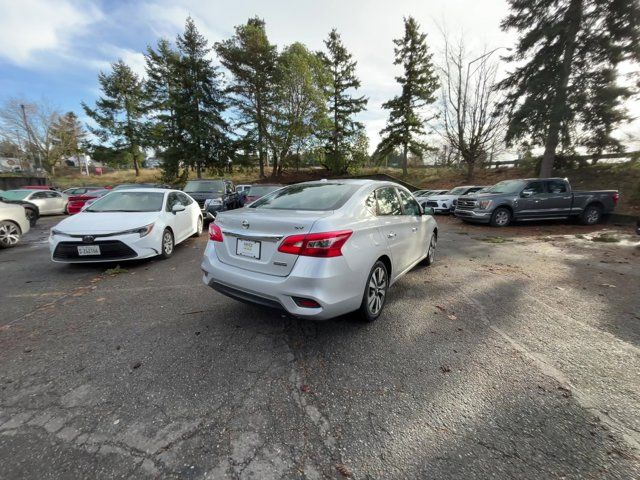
200,242,364,320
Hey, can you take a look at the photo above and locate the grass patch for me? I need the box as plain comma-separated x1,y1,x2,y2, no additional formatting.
479,236,511,244
104,265,128,275
591,233,621,243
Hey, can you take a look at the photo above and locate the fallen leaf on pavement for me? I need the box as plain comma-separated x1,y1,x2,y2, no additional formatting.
435,305,446,312
336,464,353,478
447,314,457,321
300,384,310,393
440,365,451,373
131,361,142,370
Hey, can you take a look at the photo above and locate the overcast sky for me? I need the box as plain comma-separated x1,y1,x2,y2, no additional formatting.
0,0,637,154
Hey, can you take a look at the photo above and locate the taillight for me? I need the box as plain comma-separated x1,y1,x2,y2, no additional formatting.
612,192,619,206
209,223,223,242
278,230,352,257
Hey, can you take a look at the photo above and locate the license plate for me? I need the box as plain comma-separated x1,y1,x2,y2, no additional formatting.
236,239,261,259
77,245,101,256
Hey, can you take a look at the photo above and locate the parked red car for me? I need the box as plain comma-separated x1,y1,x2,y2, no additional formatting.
67,191,103,214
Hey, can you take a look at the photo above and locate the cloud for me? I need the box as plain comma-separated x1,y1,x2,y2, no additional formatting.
0,0,103,65
97,46,148,79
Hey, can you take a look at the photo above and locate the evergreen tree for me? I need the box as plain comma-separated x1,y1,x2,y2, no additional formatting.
319,29,368,173
50,111,86,163
499,0,640,177
144,38,183,181
215,17,278,178
376,17,439,175
82,60,147,176
175,17,229,178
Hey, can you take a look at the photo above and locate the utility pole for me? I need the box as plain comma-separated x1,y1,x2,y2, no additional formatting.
20,104,42,172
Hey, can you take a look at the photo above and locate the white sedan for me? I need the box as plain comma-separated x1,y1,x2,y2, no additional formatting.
0,201,30,248
49,189,203,263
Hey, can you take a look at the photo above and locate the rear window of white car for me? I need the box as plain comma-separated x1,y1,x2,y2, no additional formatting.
250,183,359,211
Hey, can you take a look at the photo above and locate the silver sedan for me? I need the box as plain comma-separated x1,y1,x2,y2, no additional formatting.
2,190,68,215
201,180,438,321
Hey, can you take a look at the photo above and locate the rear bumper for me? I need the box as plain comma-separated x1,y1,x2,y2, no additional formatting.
200,243,364,320
455,209,491,223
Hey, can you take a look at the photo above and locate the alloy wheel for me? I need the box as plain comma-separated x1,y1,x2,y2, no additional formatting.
495,210,510,226
586,208,600,224
0,221,21,248
428,235,437,263
367,266,387,315
163,231,174,255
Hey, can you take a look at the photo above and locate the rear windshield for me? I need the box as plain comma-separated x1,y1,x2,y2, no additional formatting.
250,183,359,211
248,185,281,197
85,192,164,212
184,181,224,194
2,190,31,200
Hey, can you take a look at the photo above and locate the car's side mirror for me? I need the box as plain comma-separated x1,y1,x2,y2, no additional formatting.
172,204,186,214
422,206,435,216
521,190,534,198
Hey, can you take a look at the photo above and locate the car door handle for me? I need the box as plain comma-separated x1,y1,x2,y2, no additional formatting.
387,232,396,238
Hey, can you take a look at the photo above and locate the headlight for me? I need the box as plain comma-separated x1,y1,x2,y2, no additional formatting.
51,228,63,236
122,223,155,237
478,200,493,209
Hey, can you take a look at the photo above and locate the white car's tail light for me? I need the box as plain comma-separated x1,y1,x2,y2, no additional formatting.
209,223,223,242
278,230,352,257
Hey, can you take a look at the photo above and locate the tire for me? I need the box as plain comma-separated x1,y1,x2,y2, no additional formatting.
64,203,69,215
358,261,389,322
192,216,203,237
25,208,37,227
160,228,174,259
581,204,602,225
490,207,512,227
0,221,22,248
424,232,437,266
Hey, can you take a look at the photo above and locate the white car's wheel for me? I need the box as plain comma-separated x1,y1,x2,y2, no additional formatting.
359,260,389,322
424,232,437,266
0,221,22,248
160,229,174,259
192,216,203,237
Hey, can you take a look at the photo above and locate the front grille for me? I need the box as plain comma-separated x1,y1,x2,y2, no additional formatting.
53,241,137,261
195,199,206,208
457,198,477,209
426,201,438,207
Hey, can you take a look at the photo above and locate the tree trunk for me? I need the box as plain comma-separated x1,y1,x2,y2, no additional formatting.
539,0,583,178
465,156,475,182
196,162,202,179
402,142,408,176
132,149,140,177
256,102,265,178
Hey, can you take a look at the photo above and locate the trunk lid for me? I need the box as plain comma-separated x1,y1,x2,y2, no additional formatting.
213,208,331,276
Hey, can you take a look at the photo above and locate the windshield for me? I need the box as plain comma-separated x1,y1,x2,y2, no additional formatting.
485,180,526,194
85,191,164,212
250,183,359,211
2,190,31,200
184,181,224,193
446,187,467,195
248,185,281,197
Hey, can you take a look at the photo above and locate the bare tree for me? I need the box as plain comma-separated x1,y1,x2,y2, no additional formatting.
439,37,507,181
0,98,61,173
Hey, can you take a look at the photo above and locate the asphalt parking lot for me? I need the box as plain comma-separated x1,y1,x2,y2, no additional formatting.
1,215,639,479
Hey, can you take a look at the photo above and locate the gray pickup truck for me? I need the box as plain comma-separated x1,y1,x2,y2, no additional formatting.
454,178,619,227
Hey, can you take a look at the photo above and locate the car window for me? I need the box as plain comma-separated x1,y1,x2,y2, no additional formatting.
376,187,402,216
250,183,359,211
177,192,192,205
524,181,546,195
397,188,421,216
166,193,180,211
47,191,61,198
365,192,377,215
32,192,47,199
547,180,567,193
